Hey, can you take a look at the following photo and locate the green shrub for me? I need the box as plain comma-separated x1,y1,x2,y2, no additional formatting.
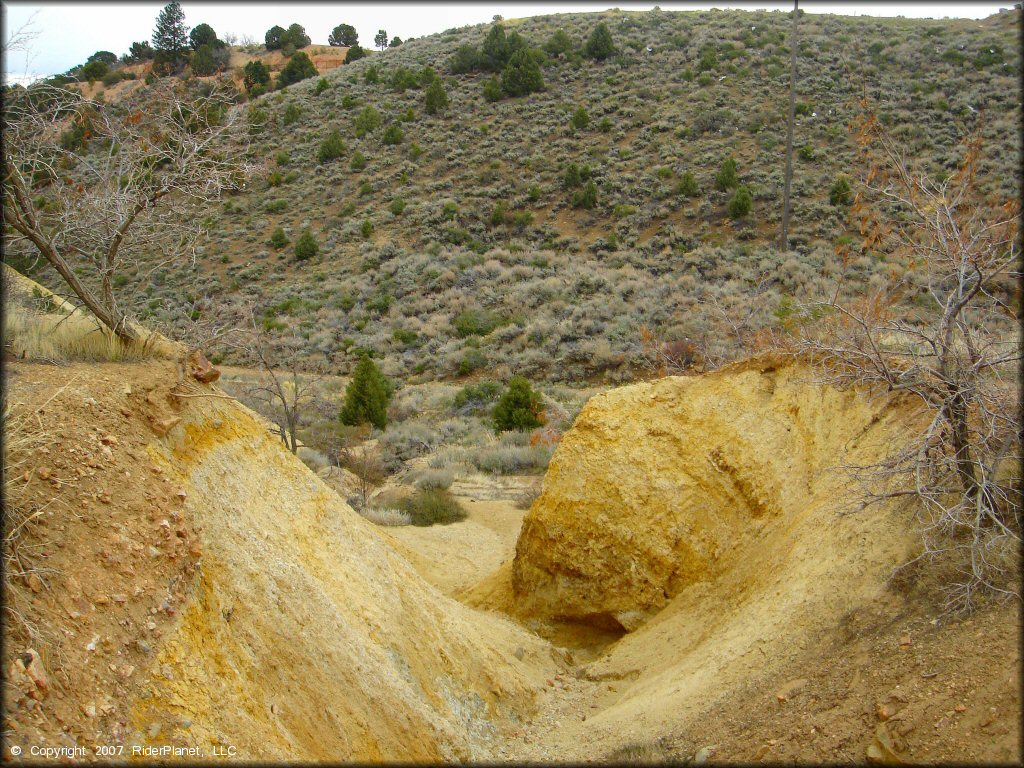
265,199,288,214
360,219,374,238
458,348,487,375
830,176,852,206
545,29,574,57
314,77,329,95
82,59,109,83
493,376,544,433
354,105,382,137
317,129,346,163
424,79,449,115
598,116,612,133
512,210,533,229
382,123,404,145
727,185,753,219
490,200,507,226
451,44,480,74
501,48,544,97
277,51,318,88
350,150,367,171
269,227,288,249
243,60,271,94
973,45,1003,69
392,328,417,345
676,170,698,197
340,354,392,430
798,143,815,160
452,379,502,413
572,180,598,209
283,103,301,125
389,197,406,215
571,105,590,129
396,488,465,526
482,76,503,102
585,22,615,61
714,156,739,191
294,228,319,259
453,308,499,337
562,162,590,189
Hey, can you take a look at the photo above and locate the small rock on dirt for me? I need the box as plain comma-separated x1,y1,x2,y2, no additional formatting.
694,745,717,764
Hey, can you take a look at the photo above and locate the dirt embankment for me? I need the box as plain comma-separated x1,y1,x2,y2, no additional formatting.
4,352,1019,765
476,357,1020,762
3,360,560,761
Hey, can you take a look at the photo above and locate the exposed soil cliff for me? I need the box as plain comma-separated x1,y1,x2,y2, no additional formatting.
3,361,558,761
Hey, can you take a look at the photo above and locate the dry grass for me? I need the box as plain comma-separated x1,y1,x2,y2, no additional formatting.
359,507,413,526
3,263,178,363
3,304,175,363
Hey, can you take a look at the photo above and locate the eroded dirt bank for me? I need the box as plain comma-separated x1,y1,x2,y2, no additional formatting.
4,357,1019,764
3,361,560,761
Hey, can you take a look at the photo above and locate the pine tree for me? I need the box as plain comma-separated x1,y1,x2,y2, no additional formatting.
277,51,318,88
500,49,544,97
152,2,190,74
481,24,509,71
585,22,615,61
189,23,218,50
424,79,449,115
492,376,544,433
329,24,358,47
714,157,739,191
374,29,389,51
727,185,753,219
293,228,319,260
243,60,271,94
340,355,391,430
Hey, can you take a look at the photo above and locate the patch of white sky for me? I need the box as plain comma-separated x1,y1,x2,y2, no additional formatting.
2,1,1011,84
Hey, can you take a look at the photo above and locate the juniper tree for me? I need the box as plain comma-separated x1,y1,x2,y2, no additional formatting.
341,355,391,430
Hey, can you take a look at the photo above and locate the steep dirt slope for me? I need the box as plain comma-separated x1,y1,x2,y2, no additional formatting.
511,356,925,629
486,357,1016,761
3,360,560,761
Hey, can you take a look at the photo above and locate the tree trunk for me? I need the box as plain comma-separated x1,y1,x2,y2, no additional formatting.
41,244,138,345
948,387,1000,523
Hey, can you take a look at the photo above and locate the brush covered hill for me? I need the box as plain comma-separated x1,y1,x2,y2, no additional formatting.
67,44,352,103
11,8,1021,385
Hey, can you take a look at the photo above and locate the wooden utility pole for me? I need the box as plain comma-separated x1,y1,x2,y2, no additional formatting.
780,0,799,251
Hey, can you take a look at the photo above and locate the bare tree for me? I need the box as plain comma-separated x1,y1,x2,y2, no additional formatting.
238,310,323,454
2,79,253,344
338,439,385,511
795,113,1021,612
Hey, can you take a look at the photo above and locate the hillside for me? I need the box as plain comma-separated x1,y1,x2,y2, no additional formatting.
22,6,1012,386
67,44,353,103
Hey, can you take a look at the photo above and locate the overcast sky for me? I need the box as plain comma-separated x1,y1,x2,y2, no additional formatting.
2,1,1011,83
